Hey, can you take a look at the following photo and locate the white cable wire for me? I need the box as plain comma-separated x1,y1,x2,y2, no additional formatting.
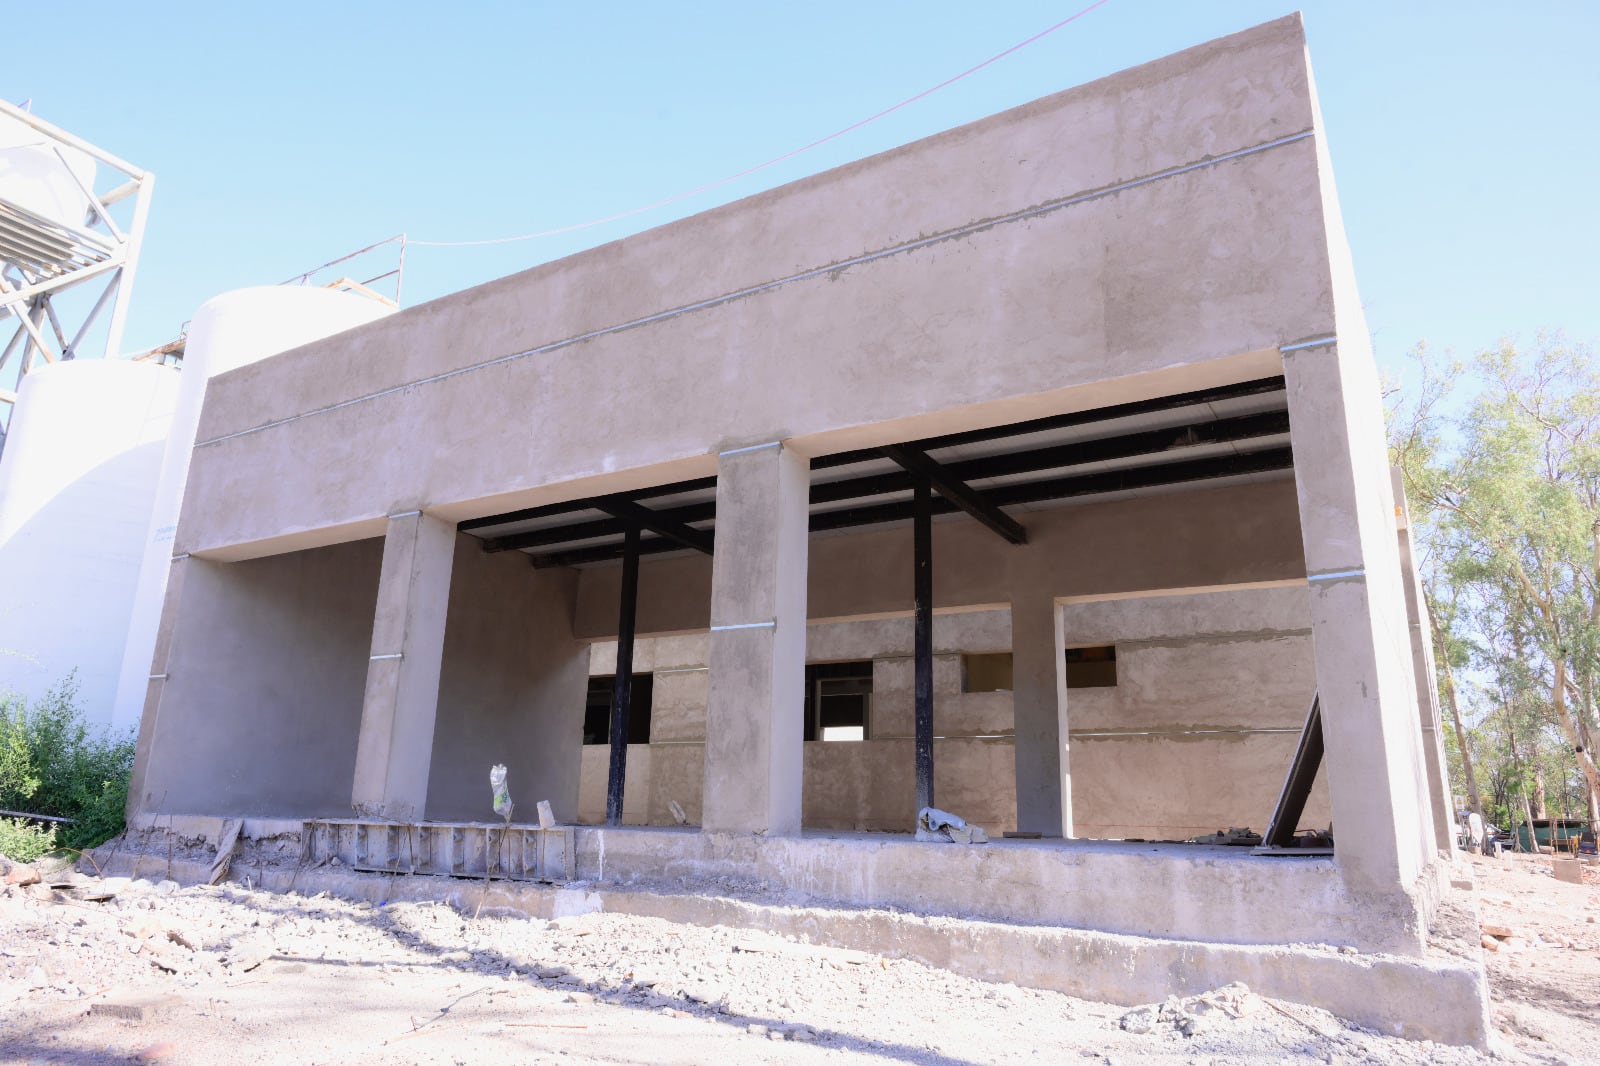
408,1,1114,248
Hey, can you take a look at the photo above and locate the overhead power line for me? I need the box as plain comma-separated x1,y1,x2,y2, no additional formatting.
408,1,1114,249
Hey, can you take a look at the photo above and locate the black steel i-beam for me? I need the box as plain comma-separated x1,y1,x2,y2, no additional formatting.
913,476,935,813
605,526,641,826
882,443,1027,545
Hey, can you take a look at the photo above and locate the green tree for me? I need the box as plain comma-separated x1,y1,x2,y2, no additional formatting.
1390,337,1600,830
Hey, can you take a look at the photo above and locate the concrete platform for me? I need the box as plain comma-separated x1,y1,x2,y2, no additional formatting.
85,839,1491,1048
575,825,1428,954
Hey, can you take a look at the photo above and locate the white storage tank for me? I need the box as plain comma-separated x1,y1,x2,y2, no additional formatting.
110,286,396,732
0,360,180,729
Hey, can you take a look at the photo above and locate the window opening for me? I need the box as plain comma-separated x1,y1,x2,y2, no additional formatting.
1064,645,1117,689
962,652,1013,693
804,661,873,741
583,673,654,744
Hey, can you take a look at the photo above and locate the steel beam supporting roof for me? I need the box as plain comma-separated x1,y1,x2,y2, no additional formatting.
458,376,1294,568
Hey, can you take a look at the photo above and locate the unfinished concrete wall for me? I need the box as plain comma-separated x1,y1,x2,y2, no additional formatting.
578,612,1019,833
1058,585,1327,839
176,17,1327,562
129,540,382,817
423,537,589,822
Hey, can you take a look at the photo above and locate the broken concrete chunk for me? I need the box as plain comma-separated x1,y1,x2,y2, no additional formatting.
1119,1005,1158,1034
4,864,40,887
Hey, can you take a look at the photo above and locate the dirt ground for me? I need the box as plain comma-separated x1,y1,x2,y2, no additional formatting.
1468,851,1600,1064
0,847,1596,1065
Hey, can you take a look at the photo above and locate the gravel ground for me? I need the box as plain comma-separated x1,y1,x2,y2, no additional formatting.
0,847,1589,1065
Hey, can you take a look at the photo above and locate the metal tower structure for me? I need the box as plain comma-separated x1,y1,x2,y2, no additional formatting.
0,99,154,446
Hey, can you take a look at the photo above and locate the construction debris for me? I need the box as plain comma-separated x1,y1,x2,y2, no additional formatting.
208,817,243,885
914,807,988,844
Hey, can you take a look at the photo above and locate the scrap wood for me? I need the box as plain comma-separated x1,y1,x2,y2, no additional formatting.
1265,998,1336,1039
209,819,243,885
384,985,492,1045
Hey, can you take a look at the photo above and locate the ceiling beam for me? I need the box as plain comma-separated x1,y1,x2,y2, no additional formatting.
528,535,692,570
811,410,1289,505
595,497,714,555
480,502,715,554
813,376,1286,470
810,448,1293,534
458,475,717,533
880,443,1027,545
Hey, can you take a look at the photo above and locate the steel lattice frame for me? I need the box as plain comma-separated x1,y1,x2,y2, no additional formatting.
0,99,153,433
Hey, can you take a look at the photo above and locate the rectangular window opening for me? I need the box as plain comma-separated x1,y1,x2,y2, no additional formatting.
583,673,654,745
804,660,873,742
962,652,1014,693
1064,645,1117,689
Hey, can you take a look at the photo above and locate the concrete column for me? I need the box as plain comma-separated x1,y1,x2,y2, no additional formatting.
351,511,456,821
126,552,196,822
1010,588,1070,837
702,442,809,835
1393,469,1456,854
1283,341,1434,899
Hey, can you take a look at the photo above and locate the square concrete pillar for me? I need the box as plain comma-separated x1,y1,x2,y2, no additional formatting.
126,553,196,822
1392,469,1456,854
701,442,808,835
1010,588,1070,837
351,511,457,821
1284,342,1435,900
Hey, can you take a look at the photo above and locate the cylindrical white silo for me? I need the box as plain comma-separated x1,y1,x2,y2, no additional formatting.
110,286,396,732
0,360,181,729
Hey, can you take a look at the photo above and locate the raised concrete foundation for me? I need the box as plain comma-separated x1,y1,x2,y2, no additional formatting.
88,828,1490,1048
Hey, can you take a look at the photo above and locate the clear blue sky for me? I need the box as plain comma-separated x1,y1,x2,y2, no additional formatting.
6,2,1597,376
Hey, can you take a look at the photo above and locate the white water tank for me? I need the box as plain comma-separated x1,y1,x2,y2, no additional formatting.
0,360,180,728
0,110,97,228
110,286,396,731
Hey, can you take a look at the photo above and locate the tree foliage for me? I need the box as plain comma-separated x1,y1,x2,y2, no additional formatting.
1390,336,1600,832
0,676,136,857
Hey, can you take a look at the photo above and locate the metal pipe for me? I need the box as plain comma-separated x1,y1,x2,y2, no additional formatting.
606,526,641,826
913,475,934,812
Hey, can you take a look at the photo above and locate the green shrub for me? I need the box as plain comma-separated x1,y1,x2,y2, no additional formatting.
0,676,135,857
0,816,57,864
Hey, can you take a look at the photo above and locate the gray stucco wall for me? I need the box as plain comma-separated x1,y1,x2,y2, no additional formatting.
175,16,1327,561
1060,585,1328,839
134,539,382,817
425,537,589,822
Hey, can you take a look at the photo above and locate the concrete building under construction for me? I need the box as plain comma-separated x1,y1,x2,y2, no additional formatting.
124,16,1486,1043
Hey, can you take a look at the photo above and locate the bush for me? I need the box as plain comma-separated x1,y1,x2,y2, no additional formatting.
0,816,57,864
0,676,135,857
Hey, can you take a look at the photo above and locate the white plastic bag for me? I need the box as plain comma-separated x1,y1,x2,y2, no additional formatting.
490,764,513,823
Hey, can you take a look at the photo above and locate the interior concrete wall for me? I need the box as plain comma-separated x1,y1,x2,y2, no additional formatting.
130,540,382,817
579,613,1019,834
424,536,589,822
577,585,1318,841
1059,585,1327,839
175,17,1328,561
